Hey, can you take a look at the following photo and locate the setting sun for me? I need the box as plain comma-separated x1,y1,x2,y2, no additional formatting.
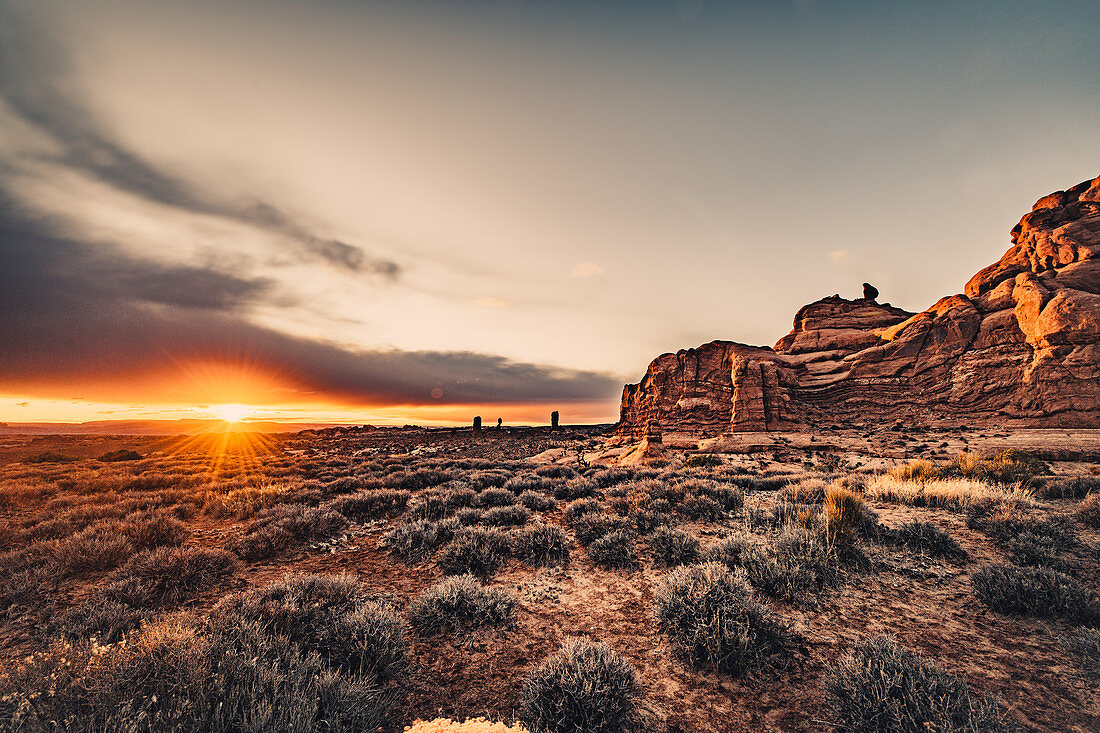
212,403,253,423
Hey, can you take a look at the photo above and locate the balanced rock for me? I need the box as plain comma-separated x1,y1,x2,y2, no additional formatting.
617,174,1100,437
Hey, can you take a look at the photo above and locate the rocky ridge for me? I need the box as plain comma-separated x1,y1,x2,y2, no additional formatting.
618,174,1100,437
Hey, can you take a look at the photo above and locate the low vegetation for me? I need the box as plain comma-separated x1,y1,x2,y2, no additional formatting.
407,574,516,634
521,638,639,733
653,562,790,674
972,564,1100,625
825,636,1012,732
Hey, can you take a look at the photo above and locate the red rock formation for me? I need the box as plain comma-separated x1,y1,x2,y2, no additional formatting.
618,175,1100,437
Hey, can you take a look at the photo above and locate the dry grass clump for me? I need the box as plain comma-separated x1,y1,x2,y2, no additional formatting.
521,638,639,733
479,487,517,507
512,524,570,567
407,574,516,634
563,498,601,524
1078,492,1100,528
229,503,348,561
587,529,638,569
647,526,701,567
572,513,633,546
825,635,1012,732
103,546,240,607
886,520,968,562
328,488,410,520
0,611,399,731
517,490,556,512
865,474,1033,509
49,524,135,575
972,564,1100,625
383,519,450,562
823,485,872,544
654,562,790,675
1065,627,1100,679
481,504,532,527
405,718,529,733
213,572,407,681
437,526,512,576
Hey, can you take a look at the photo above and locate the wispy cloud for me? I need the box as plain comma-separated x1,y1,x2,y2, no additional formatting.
570,261,604,279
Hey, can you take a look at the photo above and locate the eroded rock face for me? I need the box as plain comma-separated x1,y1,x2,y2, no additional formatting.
618,174,1100,437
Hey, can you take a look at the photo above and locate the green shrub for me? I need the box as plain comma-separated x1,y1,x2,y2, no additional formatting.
972,564,1100,624
825,636,1012,732
513,524,570,567
653,562,790,675
647,526,701,567
437,527,511,576
685,454,722,467
407,574,516,634
521,639,639,733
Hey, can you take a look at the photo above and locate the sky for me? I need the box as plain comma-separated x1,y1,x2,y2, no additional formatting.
1,0,1098,425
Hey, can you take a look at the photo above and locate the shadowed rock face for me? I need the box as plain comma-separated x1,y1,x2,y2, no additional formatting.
618,174,1100,437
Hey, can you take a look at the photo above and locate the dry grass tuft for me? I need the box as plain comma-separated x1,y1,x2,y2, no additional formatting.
865,474,1033,509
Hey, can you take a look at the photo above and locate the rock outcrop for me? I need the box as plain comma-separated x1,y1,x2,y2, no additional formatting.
618,174,1100,437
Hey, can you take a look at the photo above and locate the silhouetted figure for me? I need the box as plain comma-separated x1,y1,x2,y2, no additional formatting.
551,411,560,431
496,417,503,430
862,282,879,301
473,416,482,433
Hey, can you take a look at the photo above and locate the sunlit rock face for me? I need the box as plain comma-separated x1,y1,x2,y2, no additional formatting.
618,174,1100,437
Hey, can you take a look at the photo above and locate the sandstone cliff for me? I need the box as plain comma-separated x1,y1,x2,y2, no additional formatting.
618,174,1100,437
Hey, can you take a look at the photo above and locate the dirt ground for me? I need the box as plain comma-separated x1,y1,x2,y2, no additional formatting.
1,425,1098,732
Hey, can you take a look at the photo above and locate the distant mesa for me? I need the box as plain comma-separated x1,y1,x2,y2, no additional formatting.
618,174,1100,437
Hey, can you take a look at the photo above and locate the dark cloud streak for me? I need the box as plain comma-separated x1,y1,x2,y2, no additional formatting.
0,5,401,277
0,195,620,405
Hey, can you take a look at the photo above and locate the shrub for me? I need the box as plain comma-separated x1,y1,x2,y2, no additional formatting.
888,521,968,562
1065,627,1100,679
437,527,512,576
407,574,516,633
563,498,601,524
60,598,146,643
587,529,637,569
702,533,756,569
889,459,941,482
212,572,407,681
966,500,1075,547
481,505,532,527
678,495,723,521
653,563,789,675
408,489,452,521
685,454,723,467
1004,532,1062,569
1043,476,1100,500
382,519,445,562
479,488,516,507
513,524,571,567
50,525,135,575
823,485,871,543
866,475,1033,509
518,490,557,512
825,636,1011,732
572,513,632,546
647,526,701,567
121,511,190,550
103,546,240,607
230,504,348,561
554,478,596,501
780,479,827,504
972,564,1100,624
1079,492,1100,528
24,451,76,464
98,449,143,462
328,489,409,520
521,639,639,733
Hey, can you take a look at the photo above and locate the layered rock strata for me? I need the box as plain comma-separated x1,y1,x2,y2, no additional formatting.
618,175,1100,436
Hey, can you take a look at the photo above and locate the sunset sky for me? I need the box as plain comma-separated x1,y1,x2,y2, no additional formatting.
1,0,1098,425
